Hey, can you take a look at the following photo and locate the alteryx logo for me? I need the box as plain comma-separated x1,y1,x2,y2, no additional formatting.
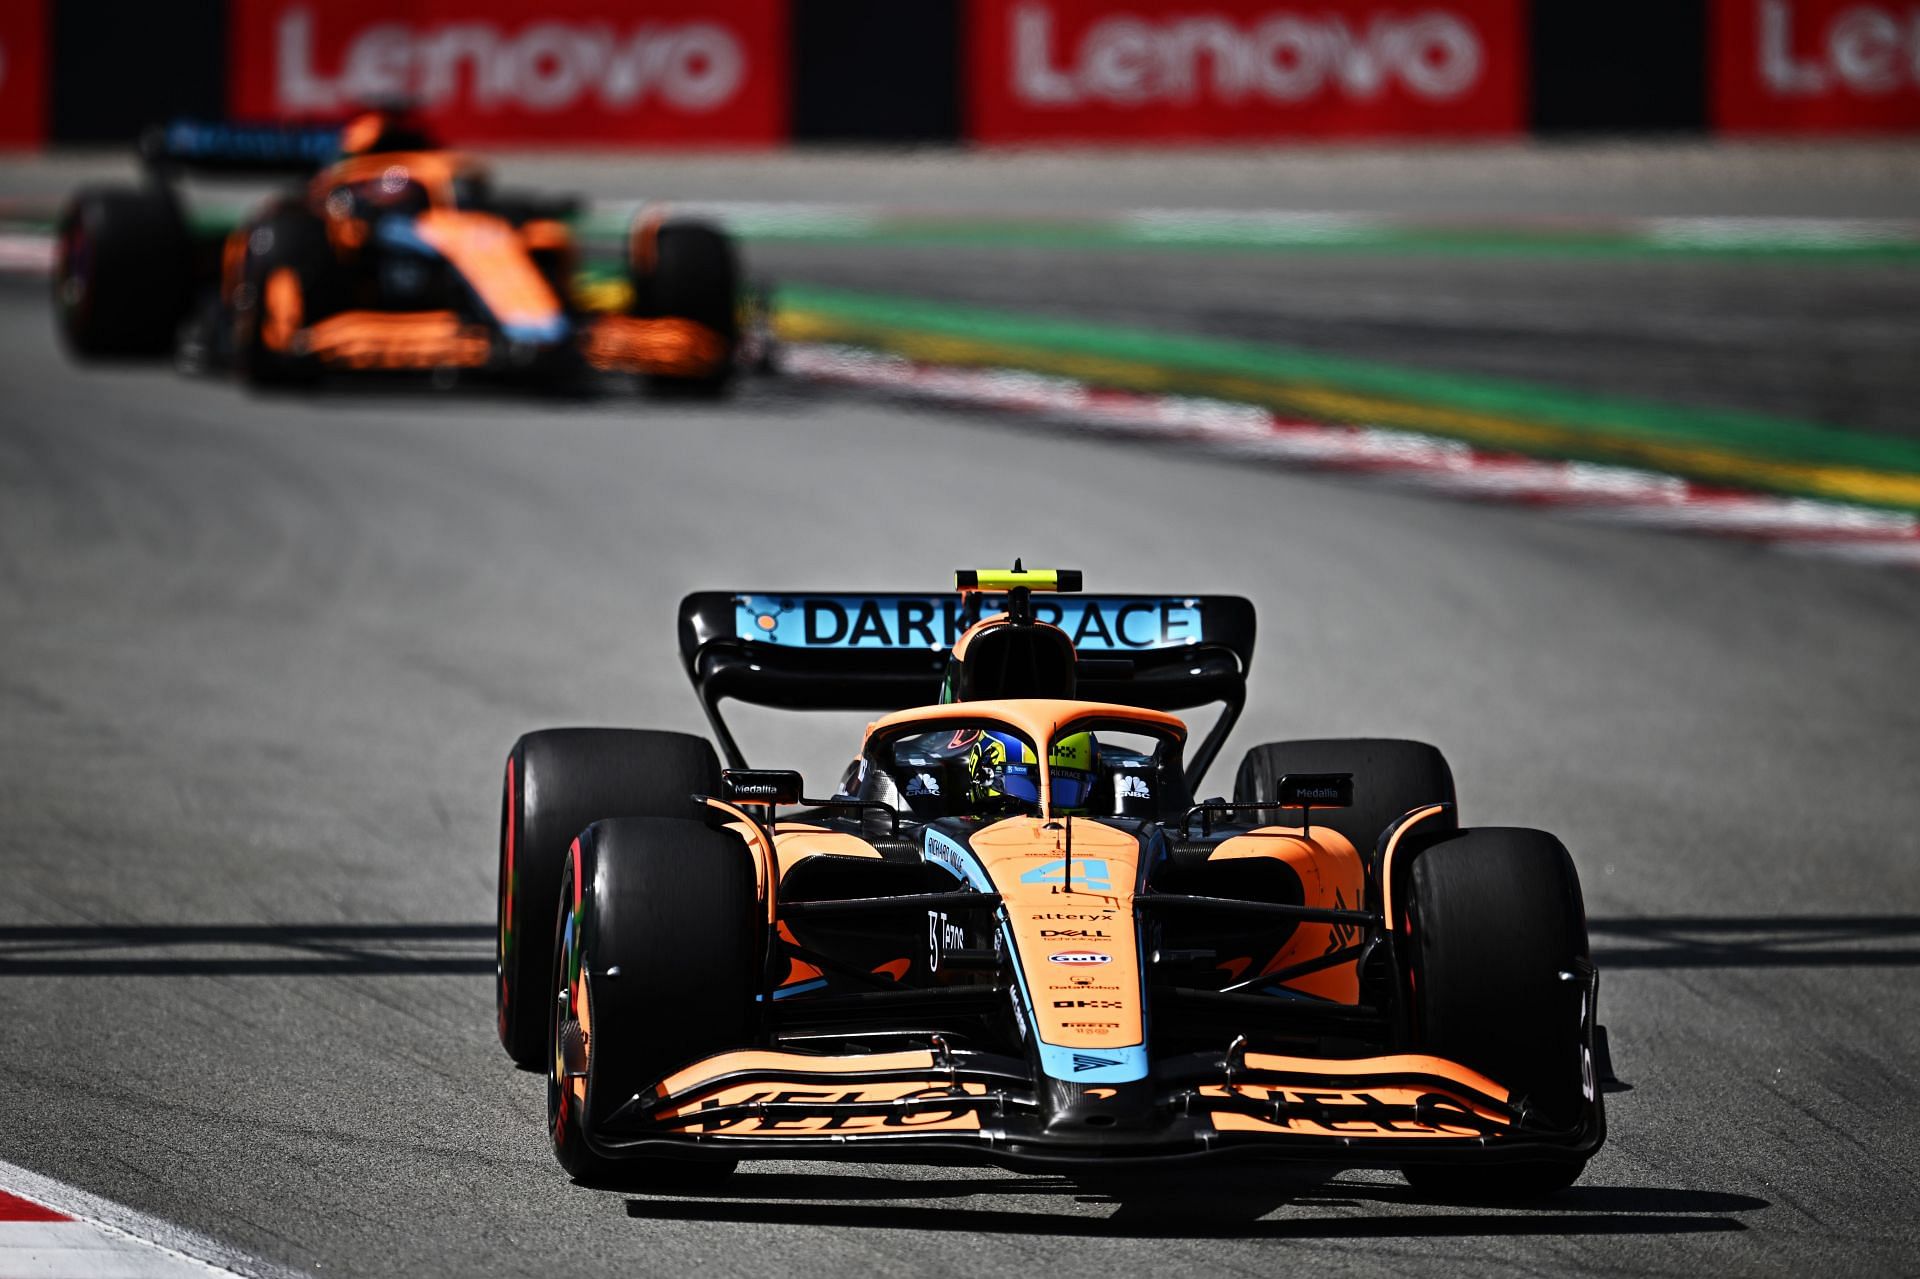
733,594,1204,653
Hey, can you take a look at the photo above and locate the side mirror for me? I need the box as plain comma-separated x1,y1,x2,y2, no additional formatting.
720,769,804,807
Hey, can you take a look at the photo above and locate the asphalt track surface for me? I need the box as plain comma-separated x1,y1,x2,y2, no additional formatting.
12,141,1920,215
3,148,1920,1277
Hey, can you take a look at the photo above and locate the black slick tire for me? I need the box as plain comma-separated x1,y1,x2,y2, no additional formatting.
629,219,738,396
549,816,757,1188
1233,738,1458,860
1401,827,1592,1199
53,185,192,358
497,728,720,1068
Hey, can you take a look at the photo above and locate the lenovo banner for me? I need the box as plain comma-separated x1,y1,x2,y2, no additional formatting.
0,0,46,149
1714,0,1920,133
968,0,1526,142
229,0,787,146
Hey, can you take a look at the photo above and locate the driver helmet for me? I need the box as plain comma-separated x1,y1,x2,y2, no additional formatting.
328,165,429,225
971,730,1098,814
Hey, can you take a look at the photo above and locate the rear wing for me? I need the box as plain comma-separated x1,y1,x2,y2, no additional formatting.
678,591,1255,787
139,120,340,177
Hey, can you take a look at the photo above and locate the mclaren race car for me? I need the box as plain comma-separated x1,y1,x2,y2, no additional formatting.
495,568,1608,1195
53,114,752,391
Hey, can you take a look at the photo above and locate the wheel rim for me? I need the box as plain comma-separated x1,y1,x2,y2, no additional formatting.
548,851,590,1148
496,756,515,1044
57,221,91,323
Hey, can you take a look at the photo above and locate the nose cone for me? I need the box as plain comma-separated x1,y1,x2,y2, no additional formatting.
1041,1076,1160,1135
502,316,572,348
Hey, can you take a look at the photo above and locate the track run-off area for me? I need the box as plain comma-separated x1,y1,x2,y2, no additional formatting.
1,145,1917,1277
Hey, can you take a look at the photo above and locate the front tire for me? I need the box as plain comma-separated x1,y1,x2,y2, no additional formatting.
1401,827,1592,1199
549,816,758,1186
1234,738,1458,859
629,218,738,396
497,728,721,1068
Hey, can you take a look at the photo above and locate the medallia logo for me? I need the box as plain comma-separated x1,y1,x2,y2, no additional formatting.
1049,951,1112,966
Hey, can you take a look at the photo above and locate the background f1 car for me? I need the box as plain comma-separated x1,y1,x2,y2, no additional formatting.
496,568,1610,1197
51,115,765,393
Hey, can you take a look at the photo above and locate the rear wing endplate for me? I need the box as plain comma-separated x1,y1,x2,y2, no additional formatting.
678,591,1255,787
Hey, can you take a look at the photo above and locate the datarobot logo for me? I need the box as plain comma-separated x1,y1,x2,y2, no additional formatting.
1011,3,1487,107
272,7,747,115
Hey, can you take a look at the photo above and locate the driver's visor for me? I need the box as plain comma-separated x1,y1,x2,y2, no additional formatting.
998,763,1094,811
1050,768,1094,810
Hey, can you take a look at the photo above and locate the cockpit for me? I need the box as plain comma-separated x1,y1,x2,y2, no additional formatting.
319,154,495,222
856,709,1188,823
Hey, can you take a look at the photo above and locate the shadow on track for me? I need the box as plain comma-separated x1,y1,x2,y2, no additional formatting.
4,916,1920,976
1588,915,1920,969
174,365,795,408
622,1169,1765,1239
0,922,491,976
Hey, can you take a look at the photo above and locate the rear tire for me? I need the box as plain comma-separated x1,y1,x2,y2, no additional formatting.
1234,738,1457,860
549,816,757,1187
497,728,721,1069
53,185,192,358
1401,827,1592,1200
630,219,737,396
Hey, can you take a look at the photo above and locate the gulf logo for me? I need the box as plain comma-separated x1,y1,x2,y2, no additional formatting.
1049,951,1111,966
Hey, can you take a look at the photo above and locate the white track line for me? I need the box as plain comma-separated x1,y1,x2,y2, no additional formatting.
785,343,1920,569
0,1159,304,1279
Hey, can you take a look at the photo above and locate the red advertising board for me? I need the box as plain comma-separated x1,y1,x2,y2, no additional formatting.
968,0,1526,143
229,0,787,146
1714,0,1920,133
0,0,46,149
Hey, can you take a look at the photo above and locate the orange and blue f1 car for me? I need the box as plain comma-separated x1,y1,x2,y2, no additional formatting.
495,569,1610,1195
53,114,753,392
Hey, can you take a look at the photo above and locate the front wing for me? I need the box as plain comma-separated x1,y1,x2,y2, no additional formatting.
287,311,729,377
586,1047,1604,1170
